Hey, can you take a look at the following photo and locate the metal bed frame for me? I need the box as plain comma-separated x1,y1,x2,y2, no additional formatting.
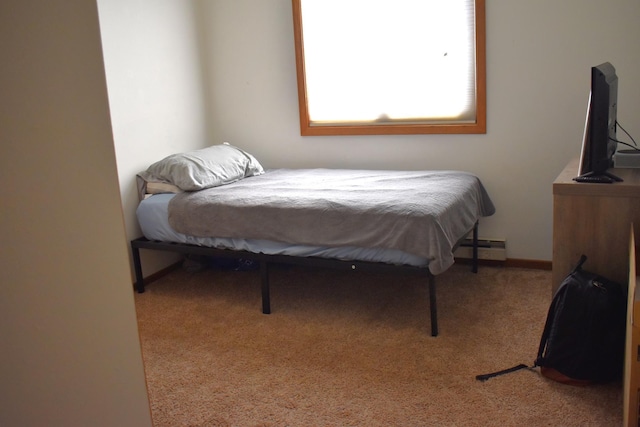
131,221,479,336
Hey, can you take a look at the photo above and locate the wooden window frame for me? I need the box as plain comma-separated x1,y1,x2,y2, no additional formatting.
292,0,486,136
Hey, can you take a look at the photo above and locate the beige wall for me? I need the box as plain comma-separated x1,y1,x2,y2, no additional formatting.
202,0,640,262
102,1,640,275
98,0,211,279
0,1,152,425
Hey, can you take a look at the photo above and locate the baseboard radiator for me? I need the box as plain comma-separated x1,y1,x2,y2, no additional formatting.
454,238,506,261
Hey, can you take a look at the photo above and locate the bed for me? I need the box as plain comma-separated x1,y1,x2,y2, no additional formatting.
131,143,496,336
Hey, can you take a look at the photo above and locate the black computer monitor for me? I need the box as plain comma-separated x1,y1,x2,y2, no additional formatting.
575,62,622,183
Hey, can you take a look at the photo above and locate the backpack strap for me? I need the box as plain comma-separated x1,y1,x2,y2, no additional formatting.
534,288,560,366
476,288,563,381
475,364,530,382
573,254,588,272
476,255,588,382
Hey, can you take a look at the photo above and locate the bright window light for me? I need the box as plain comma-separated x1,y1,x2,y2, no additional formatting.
293,0,485,135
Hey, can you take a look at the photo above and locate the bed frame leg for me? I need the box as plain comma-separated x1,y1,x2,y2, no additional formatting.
472,221,479,274
260,260,271,314
131,243,145,293
428,274,438,337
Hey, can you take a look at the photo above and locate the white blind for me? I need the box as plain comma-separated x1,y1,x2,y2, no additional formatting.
300,0,477,125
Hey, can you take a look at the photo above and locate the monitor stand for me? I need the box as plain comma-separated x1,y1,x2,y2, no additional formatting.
573,171,624,184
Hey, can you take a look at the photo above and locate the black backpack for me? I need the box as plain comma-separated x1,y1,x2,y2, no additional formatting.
477,255,627,384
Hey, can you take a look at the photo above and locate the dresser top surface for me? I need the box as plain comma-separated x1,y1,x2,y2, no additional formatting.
554,158,640,197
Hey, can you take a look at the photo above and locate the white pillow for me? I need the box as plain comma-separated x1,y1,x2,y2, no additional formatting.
138,143,264,191
145,181,182,194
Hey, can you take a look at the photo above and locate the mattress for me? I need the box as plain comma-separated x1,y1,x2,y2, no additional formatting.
137,193,431,267
166,169,495,274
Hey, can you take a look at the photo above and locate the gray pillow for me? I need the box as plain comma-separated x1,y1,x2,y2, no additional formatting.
138,143,264,191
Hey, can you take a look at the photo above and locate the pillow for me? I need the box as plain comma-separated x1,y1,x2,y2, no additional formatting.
145,181,182,194
138,143,264,191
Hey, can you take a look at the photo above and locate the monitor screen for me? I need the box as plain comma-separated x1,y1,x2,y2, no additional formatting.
575,62,622,183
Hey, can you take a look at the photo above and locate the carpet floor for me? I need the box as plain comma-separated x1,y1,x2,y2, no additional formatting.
134,263,622,426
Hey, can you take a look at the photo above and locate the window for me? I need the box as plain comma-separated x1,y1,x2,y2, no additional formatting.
292,0,486,136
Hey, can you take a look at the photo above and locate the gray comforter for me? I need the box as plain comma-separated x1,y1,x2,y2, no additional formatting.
168,169,495,275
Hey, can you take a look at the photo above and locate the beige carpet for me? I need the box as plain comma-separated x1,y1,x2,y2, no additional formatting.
134,263,622,426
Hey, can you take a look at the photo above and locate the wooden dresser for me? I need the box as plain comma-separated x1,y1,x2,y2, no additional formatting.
552,158,640,293
624,224,639,427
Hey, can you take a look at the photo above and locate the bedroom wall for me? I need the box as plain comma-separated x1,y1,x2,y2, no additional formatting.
98,0,211,278
102,0,640,277
200,0,640,263
0,0,152,425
